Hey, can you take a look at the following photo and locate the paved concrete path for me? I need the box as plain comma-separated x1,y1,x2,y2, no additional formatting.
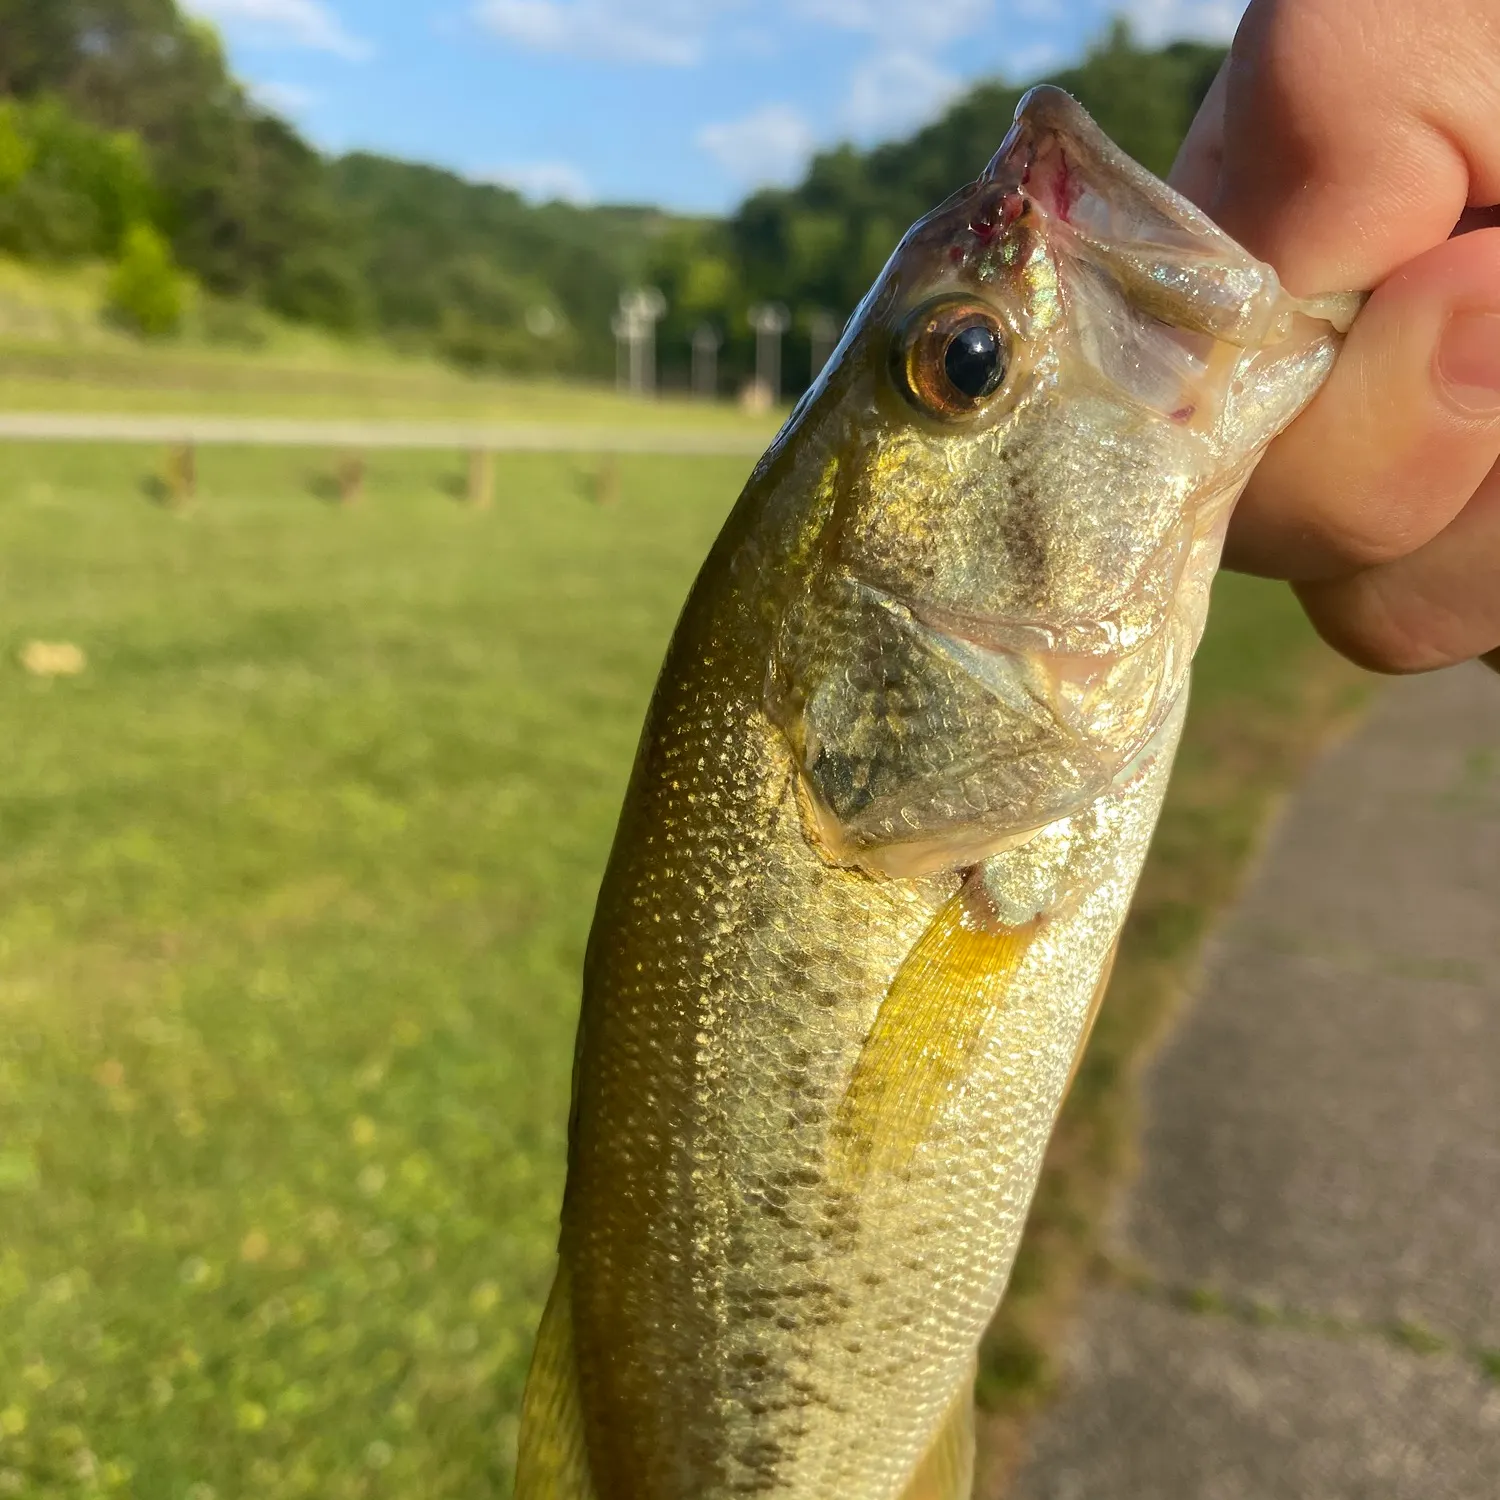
1013,663,1500,1499
0,412,772,455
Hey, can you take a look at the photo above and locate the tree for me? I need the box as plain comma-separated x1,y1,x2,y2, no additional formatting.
0,0,359,324
0,96,157,261
106,219,185,336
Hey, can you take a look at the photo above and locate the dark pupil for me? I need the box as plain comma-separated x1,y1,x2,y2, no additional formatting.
942,322,1005,400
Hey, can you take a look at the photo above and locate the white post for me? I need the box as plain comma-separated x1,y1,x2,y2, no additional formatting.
616,287,666,398
611,307,631,393
807,308,842,379
691,322,721,399
749,302,790,403
629,317,646,395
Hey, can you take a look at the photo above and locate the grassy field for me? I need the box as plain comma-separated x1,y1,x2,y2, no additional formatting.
0,256,782,431
0,441,1366,1499
0,345,784,431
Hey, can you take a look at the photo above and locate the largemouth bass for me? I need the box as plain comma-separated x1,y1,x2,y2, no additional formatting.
517,86,1355,1500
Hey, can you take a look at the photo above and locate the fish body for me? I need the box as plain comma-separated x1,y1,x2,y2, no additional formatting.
517,87,1354,1500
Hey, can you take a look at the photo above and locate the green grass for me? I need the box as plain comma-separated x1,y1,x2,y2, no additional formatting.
0,345,783,430
0,445,745,1498
0,441,1367,1499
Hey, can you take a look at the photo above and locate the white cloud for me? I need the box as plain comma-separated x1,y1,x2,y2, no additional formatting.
842,50,962,140
473,0,739,66
794,0,992,49
186,0,371,60
698,103,816,188
488,160,595,203
789,2,995,147
1004,40,1064,80
1126,0,1247,45
252,80,322,117
470,0,1007,65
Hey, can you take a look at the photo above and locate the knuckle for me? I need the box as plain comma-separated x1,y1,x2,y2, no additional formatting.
1315,518,1417,574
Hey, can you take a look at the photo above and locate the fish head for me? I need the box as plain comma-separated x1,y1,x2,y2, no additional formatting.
765,86,1354,878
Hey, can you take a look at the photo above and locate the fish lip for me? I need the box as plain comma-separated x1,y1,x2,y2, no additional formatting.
910,599,1127,666
876,509,1200,673
865,586,1164,681
848,581,1182,766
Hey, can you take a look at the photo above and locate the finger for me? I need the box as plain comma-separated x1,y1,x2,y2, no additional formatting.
1294,461,1500,673
1225,230,1500,579
1169,58,1228,209
1210,0,1500,291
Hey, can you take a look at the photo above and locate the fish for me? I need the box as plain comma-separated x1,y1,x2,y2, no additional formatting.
515,85,1358,1500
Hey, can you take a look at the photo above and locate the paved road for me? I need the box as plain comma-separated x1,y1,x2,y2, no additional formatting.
1013,663,1500,1499
0,412,774,455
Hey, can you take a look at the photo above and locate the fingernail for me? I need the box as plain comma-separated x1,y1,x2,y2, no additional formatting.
1437,310,1500,413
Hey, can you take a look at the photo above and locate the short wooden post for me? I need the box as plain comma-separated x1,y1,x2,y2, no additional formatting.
166,443,196,508
467,449,494,510
595,455,621,508
336,453,366,507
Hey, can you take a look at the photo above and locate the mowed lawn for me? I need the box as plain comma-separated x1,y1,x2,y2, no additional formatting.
0,441,1365,1499
0,445,743,1498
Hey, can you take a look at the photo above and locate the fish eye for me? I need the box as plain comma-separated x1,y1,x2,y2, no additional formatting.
893,299,1010,420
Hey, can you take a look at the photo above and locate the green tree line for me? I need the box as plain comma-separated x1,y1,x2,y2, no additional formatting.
0,1,1223,389
660,23,1225,395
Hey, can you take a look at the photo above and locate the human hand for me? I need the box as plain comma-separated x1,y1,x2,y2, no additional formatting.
1171,0,1500,674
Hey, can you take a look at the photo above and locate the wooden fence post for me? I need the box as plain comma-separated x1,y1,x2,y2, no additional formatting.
336,454,366,507
595,454,621,508
467,449,494,510
166,443,196,508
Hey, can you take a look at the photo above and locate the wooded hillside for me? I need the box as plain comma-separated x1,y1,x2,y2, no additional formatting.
0,3,1224,390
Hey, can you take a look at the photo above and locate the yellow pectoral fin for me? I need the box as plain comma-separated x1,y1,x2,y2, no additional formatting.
514,1261,598,1500
831,883,1040,1190
899,1368,977,1500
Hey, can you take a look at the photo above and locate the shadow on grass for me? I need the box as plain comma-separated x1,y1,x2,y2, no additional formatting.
140,473,173,506
308,458,366,506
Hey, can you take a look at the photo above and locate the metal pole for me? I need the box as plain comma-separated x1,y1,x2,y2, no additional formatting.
634,287,666,397
629,323,645,396
611,309,631,393
616,289,667,398
749,303,790,403
807,309,842,380
692,323,721,399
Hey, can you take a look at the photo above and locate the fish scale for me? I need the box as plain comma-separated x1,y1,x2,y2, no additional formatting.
516,86,1358,1499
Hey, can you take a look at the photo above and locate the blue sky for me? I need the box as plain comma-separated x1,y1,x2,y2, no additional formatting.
184,1,1247,213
